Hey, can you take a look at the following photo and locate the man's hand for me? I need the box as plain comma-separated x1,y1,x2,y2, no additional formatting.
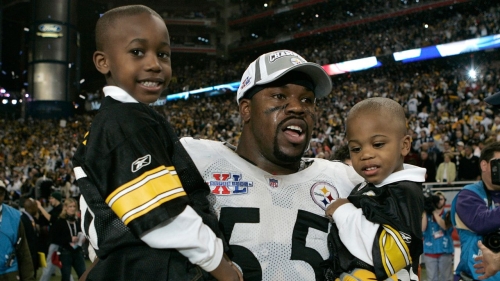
209,255,243,281
474,240,500,280
325,198,350,217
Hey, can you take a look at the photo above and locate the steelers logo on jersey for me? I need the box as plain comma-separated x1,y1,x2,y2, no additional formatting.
310,182,340,210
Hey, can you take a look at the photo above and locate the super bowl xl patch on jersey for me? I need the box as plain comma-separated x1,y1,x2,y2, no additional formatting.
208,172,253,195
310,182,340,210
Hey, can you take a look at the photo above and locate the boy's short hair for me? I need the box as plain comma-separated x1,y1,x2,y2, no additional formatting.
95,5,163,51
347,97,407,135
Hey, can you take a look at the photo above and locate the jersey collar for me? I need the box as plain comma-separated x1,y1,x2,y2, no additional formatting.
374,164,426,187
103,86,139,103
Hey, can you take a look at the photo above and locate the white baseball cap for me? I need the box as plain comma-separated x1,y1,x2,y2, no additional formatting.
236,50,332,104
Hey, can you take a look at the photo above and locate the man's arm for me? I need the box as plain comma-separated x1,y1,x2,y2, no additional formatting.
16,222,35,281
36,200,50,221
456,190,500,234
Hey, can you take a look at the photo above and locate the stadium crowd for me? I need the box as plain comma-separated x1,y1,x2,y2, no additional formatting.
1,1,500,279
169,0,500,93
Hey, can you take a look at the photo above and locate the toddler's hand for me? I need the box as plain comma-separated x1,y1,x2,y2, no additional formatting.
325,198,350,217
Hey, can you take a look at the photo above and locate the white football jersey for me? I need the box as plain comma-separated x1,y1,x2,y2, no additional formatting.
181,137,363,281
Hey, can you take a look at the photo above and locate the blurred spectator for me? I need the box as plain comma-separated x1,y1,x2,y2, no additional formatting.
20,198,40,278
0,181,35,281
458,145,481,181
51,198,86,281
436,153,457,184
37,192,70,281
419,150,436,183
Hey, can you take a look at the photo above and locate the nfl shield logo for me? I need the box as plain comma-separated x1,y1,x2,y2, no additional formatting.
269,178,278,188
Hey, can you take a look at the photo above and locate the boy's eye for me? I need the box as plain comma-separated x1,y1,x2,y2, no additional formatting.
158,52,170,59
374,142,384,148
131,49,145,56
350,147,360,153
272,93,286,99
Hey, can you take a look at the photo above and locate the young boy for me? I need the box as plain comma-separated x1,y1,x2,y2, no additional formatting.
326,97,426,281
71,5,240,281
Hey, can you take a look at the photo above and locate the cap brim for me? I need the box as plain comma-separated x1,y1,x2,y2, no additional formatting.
255,62,332,99
485,92,500,105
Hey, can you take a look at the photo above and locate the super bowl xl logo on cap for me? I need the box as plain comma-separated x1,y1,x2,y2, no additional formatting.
310,182,339,210
240,76,252,90
208,172,253,195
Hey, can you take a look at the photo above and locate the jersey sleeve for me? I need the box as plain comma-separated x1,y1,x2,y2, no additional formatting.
77,110,190,237
338,182,424,279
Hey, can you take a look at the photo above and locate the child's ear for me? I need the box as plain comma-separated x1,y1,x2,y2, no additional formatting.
401,135,411,157
93,51,109,75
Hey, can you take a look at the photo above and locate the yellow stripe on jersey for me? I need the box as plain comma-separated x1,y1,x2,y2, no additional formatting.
339,268,398,281
83,132,89,146
378,224,411,277
106,165,187,225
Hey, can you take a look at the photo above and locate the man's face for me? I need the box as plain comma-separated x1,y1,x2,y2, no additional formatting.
98,13,172,104
246,84,316,164
49,196,58,207
483,152,500,191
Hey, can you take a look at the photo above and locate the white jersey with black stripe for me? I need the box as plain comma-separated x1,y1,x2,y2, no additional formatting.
181,137,363,281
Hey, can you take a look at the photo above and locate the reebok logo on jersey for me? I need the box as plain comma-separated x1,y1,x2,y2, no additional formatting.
310,182,339,210
400,231,412,244
208,172,253,195
131,154,151,173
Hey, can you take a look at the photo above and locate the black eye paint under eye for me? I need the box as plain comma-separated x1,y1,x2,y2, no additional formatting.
264,105,286,114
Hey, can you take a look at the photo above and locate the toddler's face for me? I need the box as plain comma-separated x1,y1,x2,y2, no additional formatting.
346,111,410,185
102,13,172,104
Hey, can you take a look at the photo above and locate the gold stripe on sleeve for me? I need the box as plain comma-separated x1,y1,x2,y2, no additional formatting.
106,166,186,224
378,224,411,277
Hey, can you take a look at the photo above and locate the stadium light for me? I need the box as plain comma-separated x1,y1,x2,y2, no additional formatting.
468,69,477,80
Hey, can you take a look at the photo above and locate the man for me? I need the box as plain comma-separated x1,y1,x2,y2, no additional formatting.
450,141,500,281
37,192,70,281
0,179,35,281
419,150,436,182
458,145,481,181
20,198,40,278
181,50,364,280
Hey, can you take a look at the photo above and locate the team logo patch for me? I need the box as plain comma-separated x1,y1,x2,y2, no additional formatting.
310,182,340,210
290,57,303,65
208,173,253,195
131,154,151,173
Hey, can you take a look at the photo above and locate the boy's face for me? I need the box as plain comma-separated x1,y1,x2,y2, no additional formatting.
346,110,410,185
95,13,171,104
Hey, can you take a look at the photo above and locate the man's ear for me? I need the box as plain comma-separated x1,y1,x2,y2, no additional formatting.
93,51,109,75
480,159,489,173
401,135,411,157
239,99,251,123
